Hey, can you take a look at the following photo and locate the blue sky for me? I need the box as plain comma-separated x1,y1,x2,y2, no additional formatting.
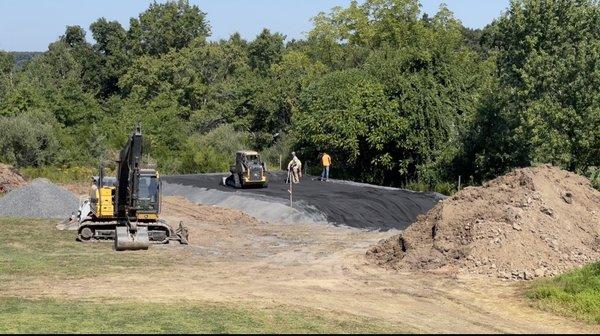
0,1,510,51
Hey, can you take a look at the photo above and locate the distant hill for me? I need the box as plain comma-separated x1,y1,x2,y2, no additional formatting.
9,52,42,69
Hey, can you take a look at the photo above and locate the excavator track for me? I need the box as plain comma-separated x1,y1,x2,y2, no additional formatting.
77,220,188,245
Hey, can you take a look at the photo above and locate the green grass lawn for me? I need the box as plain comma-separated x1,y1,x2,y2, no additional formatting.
0,297,399,334
0,217,405,333
526,262,600,324
0,218,183,278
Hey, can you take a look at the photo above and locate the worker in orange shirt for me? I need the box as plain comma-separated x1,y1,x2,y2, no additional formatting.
319,151,332,182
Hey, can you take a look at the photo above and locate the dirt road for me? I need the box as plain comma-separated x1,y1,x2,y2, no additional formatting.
164,172,443,231
9,196,595,333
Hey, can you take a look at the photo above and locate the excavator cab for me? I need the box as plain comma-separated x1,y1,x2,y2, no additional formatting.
136,170,160,215
114,170,158,251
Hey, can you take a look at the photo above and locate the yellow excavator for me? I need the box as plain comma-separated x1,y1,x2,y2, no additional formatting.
76,124,188,251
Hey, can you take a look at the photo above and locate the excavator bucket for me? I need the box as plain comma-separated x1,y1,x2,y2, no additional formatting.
114,226,150,251
175,221,189,244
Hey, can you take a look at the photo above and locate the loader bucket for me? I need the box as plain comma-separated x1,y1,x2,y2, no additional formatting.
114,226,150,251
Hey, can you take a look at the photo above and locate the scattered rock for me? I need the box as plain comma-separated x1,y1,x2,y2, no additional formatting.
534,268,545,278
541,206,555,217
512,270,522,279
562,192,573,204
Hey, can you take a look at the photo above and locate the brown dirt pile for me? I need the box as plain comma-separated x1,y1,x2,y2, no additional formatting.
161,196,263,245
0,163,26,193
367,165,600,280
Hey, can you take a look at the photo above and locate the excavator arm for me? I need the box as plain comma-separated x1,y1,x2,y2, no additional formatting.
114,124,150,250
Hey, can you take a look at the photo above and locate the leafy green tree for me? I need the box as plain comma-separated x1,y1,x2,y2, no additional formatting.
0,51,14,102
90,18,129,96
0,39,103,165
119,35,255,140
62,25,87,47
248,29,285,75
131,0,210,56
57,26,104,95
460,0,600,180
0,113,59,167
294,69,401,183
269,51,327,131
307,0,423,69
125,18,144,56
179,124,249,173
300,0,491,186
307,5,363,69
0,51,13,74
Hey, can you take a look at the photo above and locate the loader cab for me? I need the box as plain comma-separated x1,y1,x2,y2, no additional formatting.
236,151,264,169
245,154,260,165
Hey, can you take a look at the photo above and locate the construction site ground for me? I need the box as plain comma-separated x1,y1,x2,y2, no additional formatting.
1,185,597,333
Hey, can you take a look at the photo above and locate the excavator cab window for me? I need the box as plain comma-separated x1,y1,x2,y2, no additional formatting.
139,175,158,204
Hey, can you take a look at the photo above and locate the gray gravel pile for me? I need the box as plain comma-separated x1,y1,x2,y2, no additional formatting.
0,178,79,219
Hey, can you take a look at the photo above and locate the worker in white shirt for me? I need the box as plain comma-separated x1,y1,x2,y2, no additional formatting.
287,151,302,184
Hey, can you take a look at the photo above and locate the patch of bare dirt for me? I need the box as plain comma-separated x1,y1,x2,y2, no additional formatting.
0,163,25,193
368,165,600,280
3,192,597,333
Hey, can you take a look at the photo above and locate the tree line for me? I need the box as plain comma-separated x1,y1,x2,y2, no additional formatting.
0,0,598,192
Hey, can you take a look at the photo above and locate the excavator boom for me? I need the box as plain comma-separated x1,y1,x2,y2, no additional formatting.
113,124,148,250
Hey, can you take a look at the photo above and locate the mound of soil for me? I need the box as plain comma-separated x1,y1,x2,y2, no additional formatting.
367,165,600,280
0,163,26,193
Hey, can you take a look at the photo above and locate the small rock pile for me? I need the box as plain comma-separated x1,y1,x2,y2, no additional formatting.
0,178,79,219
0,163,26,193
367,165,600,280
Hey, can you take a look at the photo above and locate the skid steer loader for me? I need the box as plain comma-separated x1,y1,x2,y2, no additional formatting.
222,150,268,188
76,124,188,251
